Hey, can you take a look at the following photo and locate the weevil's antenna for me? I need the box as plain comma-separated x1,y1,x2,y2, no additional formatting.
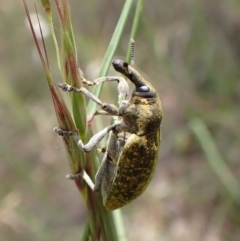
130,39,135,66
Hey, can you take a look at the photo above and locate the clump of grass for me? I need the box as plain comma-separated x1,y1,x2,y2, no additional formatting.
23,0,143,240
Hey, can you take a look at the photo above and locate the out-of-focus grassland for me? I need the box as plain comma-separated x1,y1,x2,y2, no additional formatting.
1,0,240,240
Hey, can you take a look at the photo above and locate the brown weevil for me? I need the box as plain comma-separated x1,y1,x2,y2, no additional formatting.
54,41,163,210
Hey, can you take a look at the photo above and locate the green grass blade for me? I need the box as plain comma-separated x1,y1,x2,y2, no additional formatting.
41,0,62,74
112,210,128,241
189,118,240,203
125,0,144,62
87,0,134,116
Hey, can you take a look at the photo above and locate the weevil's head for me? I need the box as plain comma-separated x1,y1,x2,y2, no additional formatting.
112,59,163,135
112,59,158,100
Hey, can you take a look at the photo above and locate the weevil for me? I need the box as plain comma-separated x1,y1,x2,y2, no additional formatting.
54,42,163,210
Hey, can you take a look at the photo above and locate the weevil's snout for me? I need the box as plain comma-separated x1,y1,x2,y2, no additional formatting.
112,59,156,98
112,60,134,80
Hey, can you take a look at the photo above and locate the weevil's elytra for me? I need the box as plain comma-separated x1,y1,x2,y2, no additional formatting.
102,132,160,210
54,43,163,210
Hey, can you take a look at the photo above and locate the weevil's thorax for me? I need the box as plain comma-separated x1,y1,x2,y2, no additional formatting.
120,89,162,136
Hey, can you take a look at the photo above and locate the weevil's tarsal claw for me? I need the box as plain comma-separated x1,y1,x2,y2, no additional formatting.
53,127,63,136
57,83,69,91
66,172,83,180
53,127,75,136
57,83,81,92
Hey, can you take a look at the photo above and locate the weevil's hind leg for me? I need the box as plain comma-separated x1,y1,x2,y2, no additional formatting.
54,125,117,190
66,153,109,192
66,170,95,190
67,170,101,191
54,123,117,153
93,152,110,191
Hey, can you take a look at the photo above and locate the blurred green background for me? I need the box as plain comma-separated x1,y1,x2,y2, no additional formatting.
1,0,240,240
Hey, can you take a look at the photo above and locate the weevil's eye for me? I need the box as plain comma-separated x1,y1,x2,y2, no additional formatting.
136,86,150,92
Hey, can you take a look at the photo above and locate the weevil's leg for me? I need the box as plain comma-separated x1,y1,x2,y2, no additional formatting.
53,127,74,136
58,83,120,116
78,68,95,86
89,110,111,120
54,123,117,152
54,125,116,191
58,83,103,105
66,152,109,192
97,147,106,153
72,124,117,152
93,151,111,191
93,76,129,104
87,110,115,126
66,170,95,191
86,149,116,191
86,76,129,124
92,110,110,116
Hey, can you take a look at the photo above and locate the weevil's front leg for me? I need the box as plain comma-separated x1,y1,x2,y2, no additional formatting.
58,83,120,116
78,68,95,86
93,76,129,104
85,76,129,125
54,123,117,153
